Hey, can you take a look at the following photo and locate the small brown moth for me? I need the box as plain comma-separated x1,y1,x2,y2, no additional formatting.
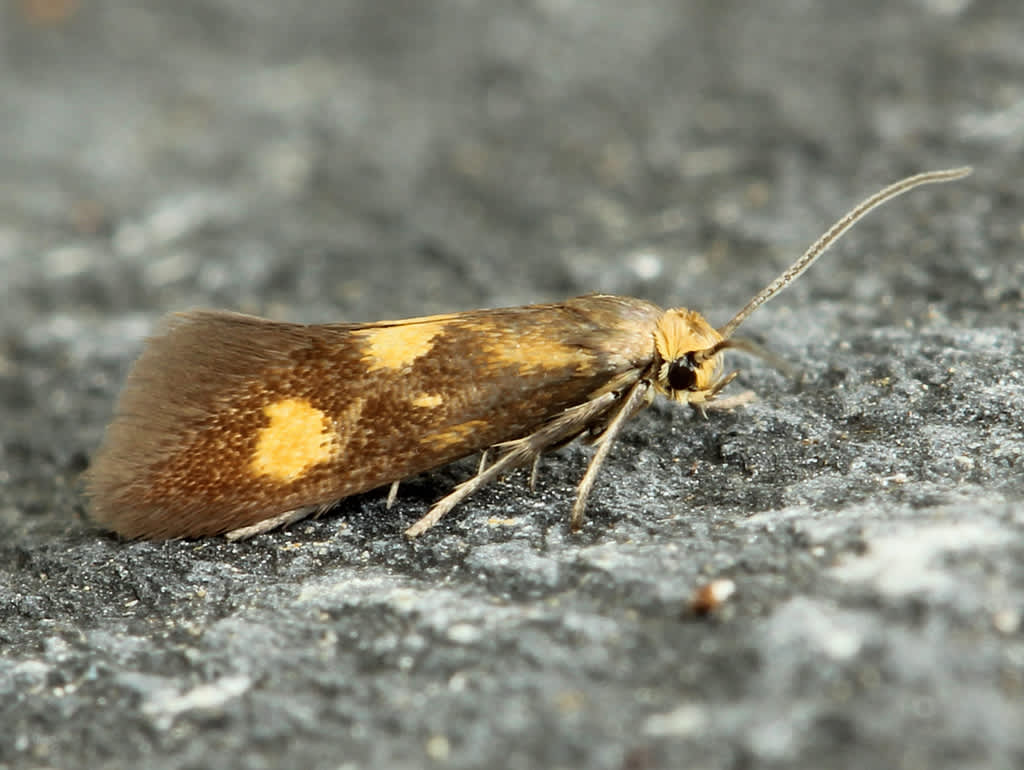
86,167,971,540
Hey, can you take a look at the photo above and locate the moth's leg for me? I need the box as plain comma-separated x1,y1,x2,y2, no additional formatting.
404,390,620,538
477,449,490,476
529,454,541,491
571,380,652,531
226,505,319,541
385,480,401,509
706,389,756,411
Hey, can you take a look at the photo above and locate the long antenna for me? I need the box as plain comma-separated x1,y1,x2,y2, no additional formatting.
717,166,972,340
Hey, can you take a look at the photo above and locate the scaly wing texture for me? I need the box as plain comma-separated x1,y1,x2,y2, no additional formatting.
86,295,663,538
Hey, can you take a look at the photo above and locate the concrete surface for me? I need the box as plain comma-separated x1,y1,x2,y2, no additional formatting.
1,1,1021,769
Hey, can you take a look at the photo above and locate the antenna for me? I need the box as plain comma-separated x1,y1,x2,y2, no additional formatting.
716,166,972,340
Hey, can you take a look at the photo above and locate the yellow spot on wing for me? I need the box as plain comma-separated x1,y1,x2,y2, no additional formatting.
423,419,490,450
251,398,338,481
412,393,444,409
356,322,447,371
477,334,591,374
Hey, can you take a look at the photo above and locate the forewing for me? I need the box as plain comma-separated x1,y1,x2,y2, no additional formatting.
87,296,662,537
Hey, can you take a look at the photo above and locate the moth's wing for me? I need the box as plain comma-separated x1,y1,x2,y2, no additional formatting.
86,297,663,538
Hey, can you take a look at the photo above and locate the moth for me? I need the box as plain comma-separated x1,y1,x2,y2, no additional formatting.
86,167,971,540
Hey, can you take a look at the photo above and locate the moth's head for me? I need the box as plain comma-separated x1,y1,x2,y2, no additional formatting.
652,309,736,407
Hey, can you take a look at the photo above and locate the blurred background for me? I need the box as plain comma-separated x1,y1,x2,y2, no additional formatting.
2,0,1004,323
1,2,1020,769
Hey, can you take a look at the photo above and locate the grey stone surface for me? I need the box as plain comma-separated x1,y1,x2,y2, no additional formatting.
1,1,1021,768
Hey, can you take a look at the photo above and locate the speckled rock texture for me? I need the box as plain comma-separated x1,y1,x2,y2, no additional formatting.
1,1,1021,769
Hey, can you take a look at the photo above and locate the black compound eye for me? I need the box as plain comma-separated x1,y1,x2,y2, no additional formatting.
666,356,698,391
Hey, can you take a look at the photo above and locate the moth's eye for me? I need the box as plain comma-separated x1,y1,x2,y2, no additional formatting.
666,356,698,391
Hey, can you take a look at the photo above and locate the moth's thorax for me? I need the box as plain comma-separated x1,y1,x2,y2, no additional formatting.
652,308,726,405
